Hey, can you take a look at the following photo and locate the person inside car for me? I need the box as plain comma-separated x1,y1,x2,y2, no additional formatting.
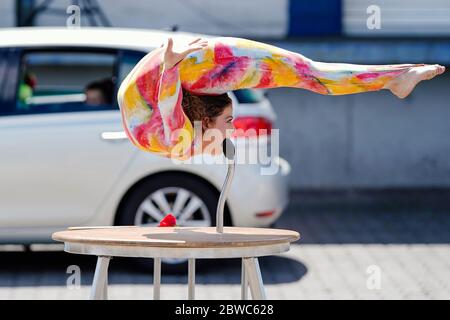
85,78,114,106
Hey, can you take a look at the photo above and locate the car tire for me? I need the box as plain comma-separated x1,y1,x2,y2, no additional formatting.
116,172,225,274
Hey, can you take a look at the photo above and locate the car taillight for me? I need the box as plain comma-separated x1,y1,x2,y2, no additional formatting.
255,210,276,218
231,117,273,137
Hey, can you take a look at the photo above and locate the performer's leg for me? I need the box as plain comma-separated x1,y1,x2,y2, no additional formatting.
288,57,444,97
294,59,420,95
179,37,443,98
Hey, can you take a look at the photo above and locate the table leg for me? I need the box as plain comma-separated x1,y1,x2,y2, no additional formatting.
243,257,266,300
241,259,248,300
89,256,111,300
188,258,195,300
104,274,108,300
153,258,161,300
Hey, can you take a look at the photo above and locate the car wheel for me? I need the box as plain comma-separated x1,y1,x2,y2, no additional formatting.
116,172,222,274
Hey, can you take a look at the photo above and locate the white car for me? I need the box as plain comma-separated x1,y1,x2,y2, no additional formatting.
0,27,291,271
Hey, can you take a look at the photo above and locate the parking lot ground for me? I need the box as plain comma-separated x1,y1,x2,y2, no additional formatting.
1,189,449,300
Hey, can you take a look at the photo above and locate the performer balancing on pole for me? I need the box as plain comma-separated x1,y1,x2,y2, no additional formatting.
118,37,445,160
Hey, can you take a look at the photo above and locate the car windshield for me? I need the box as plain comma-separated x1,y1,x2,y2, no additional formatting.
232,89,264,104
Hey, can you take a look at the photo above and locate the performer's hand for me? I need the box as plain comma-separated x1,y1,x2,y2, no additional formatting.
163,37,209,69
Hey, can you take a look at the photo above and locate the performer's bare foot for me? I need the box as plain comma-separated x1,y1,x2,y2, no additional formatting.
383,64,446,98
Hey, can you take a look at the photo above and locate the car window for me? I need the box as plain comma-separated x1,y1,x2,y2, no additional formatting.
0,49,7,102
13,50,118,116
232,89,265,104
119,50,147,84
0,48,20,107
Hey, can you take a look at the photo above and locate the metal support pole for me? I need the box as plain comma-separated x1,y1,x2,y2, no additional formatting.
216,139,235,233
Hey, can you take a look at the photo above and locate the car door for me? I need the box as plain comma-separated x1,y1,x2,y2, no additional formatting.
0,47,137,228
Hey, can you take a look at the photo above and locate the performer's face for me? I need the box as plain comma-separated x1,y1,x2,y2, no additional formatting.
200,103,235,156
207,103,234,140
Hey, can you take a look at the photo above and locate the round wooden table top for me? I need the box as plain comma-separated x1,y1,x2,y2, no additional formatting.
52,226,300,248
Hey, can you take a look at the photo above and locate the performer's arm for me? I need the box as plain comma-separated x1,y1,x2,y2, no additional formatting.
117,38,207,159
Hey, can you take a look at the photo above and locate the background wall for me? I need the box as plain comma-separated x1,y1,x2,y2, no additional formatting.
4,0,450,37
0,0,14,27
343,0,450,36
268,73,450,189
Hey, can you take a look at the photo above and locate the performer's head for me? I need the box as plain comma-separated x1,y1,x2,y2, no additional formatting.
182,90,234,145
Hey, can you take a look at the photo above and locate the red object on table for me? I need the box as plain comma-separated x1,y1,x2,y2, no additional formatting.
159,214,177,227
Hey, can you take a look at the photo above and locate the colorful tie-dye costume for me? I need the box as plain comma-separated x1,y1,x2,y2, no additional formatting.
118,37,421,160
